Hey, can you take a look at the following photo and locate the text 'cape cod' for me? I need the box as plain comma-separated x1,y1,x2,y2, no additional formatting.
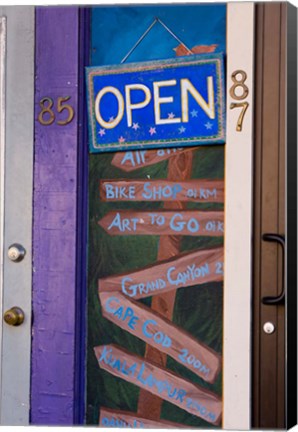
99,291,221,382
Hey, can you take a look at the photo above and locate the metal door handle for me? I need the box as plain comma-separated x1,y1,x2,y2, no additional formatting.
261,233,285,305
3,306,25,326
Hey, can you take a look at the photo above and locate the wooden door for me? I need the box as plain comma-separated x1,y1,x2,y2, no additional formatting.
253,3,293,428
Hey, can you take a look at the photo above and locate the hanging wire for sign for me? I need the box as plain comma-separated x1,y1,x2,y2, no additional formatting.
121,17,193,64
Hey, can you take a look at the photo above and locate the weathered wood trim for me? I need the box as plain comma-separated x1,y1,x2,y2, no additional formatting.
136,151,195,417
0,7,34,425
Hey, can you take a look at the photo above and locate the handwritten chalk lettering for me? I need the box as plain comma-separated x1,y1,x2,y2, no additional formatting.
167,263,210,286
105,297,139,330
142,183,183,200
205,220,224,233
100,292,221,383
150,213,165,226
99,407,194,429
215,262,224,275
98,210,224,237
178,349,210,376
105,184,136,200
94,345,222,425
142,319,171,348
100,179,224,203
101,416,144,428
98,247,223,300
121,277,167,297
186,187,218,200
111,147,195,172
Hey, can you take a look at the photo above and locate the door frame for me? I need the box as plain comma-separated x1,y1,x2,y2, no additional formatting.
223,3,255,429
2,3,292,428
31,4,256,427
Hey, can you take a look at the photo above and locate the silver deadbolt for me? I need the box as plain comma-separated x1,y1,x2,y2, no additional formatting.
263,322,275,334
8,244,26,262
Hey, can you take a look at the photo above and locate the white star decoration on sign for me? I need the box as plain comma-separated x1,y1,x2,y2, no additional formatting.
149,127,156,136
168,112,175,119
190,109,198,117
179,126,186,134
118,136,125,143
109,116,114,122
205,122,213,130
98,129,106,137
132,122,140,131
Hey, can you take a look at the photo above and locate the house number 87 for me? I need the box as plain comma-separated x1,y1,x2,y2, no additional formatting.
38,96,75,126
229,70,249,132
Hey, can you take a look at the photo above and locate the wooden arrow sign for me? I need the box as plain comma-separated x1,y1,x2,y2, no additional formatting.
94,344,222,425
100,179,224,203
99,407,194,428
99,291,221,383
98,210,224,236
111,147,196,172
98,246,223,300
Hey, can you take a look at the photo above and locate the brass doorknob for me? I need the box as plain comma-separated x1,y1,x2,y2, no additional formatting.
3,307,25,326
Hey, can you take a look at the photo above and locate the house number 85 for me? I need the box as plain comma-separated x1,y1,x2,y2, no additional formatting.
229,70,249,132
38,96,75,126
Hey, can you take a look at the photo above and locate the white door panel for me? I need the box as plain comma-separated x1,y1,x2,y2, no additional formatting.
0,7,34,425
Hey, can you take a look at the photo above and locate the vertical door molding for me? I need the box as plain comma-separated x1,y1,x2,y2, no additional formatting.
224,3,255,429
31,7,81,425
286,3,297,429
0,15,6,423
0,7,34,425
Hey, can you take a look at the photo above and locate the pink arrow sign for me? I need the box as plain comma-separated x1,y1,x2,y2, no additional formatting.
98,210,224,236
111,147,196,172
99,291,221,383
100,179,224,203
94,344,222,425
98,246,223,300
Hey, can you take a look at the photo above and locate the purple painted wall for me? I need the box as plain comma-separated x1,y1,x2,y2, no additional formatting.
31,7,80,425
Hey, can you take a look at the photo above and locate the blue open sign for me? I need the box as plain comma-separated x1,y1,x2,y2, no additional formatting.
86,54,225,153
